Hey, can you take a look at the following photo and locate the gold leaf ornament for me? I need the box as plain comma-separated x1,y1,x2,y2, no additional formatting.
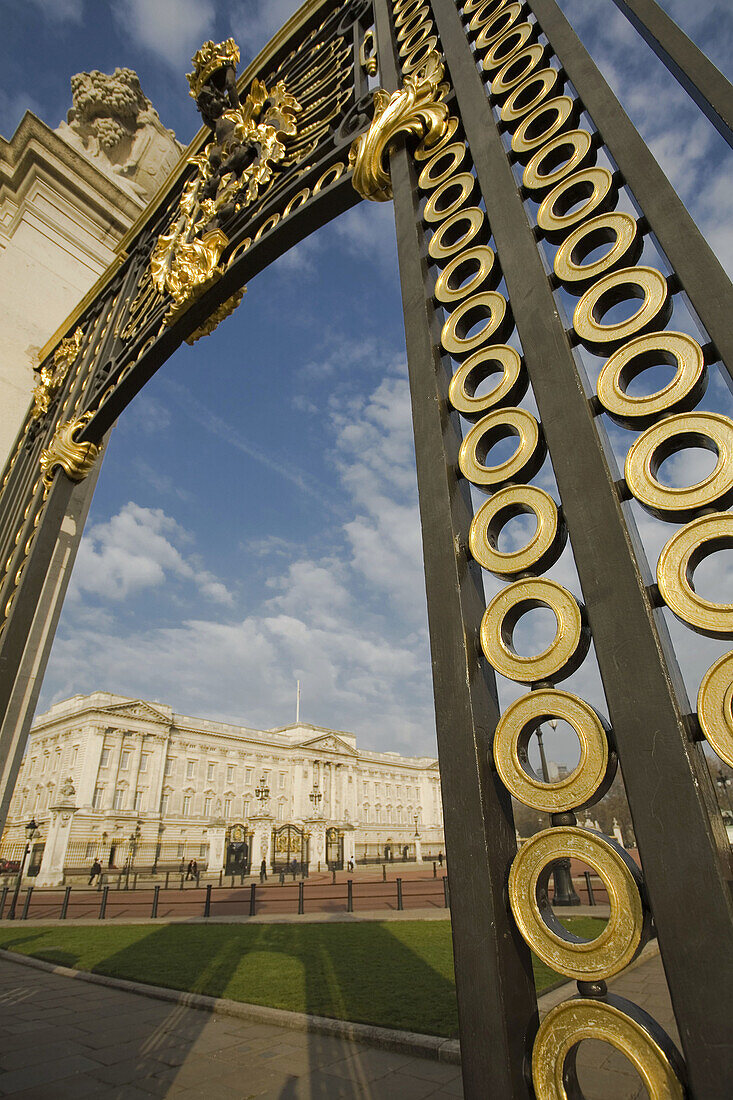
40,414,100,490
31,327,84,420
349,51,449,201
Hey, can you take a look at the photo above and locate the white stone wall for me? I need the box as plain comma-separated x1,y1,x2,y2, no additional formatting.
3,693,445,862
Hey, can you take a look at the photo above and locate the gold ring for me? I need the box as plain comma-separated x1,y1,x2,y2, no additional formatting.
522,129,594,192
536,167,616,239
532,998,685,1100
448,345,527,418
574,267,670,349
500,68,561,126
480,578,589,681
475,3,524,50
423,173,477,222
398,24,434,57
509,827,647,979
596,331,707,428
553,212,640,290
491,43,547,96
494,689,614,811
464,0,507,15
434,246,496,303
313,162,345,192
395,8,430,39
441,289,509,355
414,117,460,160
657,513,733,638
394,0,427,23
283,188,310,217
459,407,543,487
254,213,280,240
402,38,439,73
511,96,577,157
429,208,486,262
469,485,565,576
468,0,512,31
697,651,733,767
482,23,536,72
625,412,733,520
418,142,469,189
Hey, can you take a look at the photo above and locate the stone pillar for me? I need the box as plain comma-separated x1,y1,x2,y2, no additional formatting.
207,820,227,873
35,778,77,887
250,812,274,870
304,816,326,872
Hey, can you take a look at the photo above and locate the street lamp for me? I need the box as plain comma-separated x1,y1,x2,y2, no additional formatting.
7,818,38,920
716,769,733,815
309,782,322,817
414,813,420,836
536,719,580,908
255,776,270,810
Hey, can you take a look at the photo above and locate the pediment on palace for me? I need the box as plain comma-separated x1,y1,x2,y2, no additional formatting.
299,734,358,757
104,700,169,724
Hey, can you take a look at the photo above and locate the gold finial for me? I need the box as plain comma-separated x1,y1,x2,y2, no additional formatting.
186,38,240,99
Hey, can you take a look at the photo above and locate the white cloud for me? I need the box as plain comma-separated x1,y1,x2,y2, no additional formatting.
114,0,216,68
28,0,83,22
69,502,233,605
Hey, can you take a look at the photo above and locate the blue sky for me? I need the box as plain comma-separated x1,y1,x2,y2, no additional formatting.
1,1,732,761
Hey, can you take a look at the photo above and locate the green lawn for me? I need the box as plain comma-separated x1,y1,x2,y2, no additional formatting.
0,918,604,1038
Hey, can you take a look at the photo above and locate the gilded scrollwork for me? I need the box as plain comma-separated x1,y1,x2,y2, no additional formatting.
39,414,100,490
151,39,300,325
349,50,448,201
31,327,84,419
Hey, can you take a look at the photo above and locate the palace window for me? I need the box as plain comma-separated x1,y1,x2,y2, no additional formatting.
182,795,192,815
364,805,370,824
207,762,215,781
243,800,250,818
227,765,235,783
186,760,196,780
100,748,110,768
279,773,286,789
120,750,130,770
204,797,212,817
113,788,124,810
161,794,169,815
140,754,149,773
92,787,104,810
278,801,285,821
199,843,208,859
41,755,47,774
245,768,252,784
85,842,96,859
177,843,185,858
134,790,143,811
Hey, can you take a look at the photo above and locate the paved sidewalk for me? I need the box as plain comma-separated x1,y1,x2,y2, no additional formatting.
0,947,678,1098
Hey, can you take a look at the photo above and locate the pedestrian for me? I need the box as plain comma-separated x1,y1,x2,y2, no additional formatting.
438,851,444,867
260,858,267,882
185,859,195,880
88,858,102,886
291,858,298,880
192,859,199,881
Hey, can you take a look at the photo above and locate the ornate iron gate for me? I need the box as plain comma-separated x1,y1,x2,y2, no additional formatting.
272,823,309,872
0,0,731,1094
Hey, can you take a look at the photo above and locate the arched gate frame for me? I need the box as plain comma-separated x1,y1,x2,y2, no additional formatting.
0,0,732,1095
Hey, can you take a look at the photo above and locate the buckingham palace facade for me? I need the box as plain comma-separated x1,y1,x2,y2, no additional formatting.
1,692,445,883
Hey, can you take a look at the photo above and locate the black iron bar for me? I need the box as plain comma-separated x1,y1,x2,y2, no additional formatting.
249,883,256,917
0,885,7,917
298,882,304,915
204,884,212,918
347,879,353,913
443,875,450,910
99,885,108,920
60,886,71,920
151,884,159,919
396,878,403,911
584,871,596,907
609,0,733,149
432,2,733,1093
374,3,538,1095
20,886,32,920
